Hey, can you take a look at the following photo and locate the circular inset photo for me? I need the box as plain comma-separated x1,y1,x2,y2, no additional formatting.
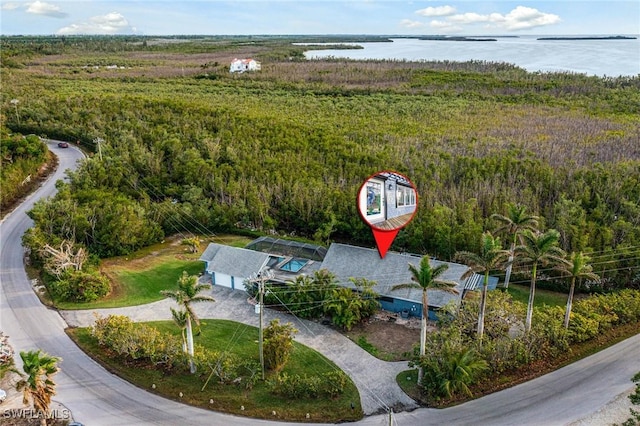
357,170,418,231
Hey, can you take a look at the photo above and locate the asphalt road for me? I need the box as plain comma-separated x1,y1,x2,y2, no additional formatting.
1,140,638,426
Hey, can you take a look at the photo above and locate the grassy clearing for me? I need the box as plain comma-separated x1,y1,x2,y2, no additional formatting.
56,259,203,310
56,234,253,309
506,284,568,308
67,319,363,422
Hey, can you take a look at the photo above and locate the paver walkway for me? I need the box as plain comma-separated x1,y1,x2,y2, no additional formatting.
60,285,419,415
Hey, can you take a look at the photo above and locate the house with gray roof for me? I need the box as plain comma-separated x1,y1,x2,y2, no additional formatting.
199,239,496,320
199,240,322,290
199,243,271,290
319,243,472,320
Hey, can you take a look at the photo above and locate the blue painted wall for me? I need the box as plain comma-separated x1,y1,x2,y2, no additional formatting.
379,298,440,321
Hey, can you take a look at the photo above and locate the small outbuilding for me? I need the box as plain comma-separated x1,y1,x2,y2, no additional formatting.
229,58,261,73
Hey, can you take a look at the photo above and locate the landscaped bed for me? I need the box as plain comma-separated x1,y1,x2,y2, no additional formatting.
67,319,363,422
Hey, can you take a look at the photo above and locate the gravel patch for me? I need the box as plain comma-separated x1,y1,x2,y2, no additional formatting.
568,388,635,426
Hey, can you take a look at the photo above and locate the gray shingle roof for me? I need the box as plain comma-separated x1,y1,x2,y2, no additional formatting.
320,243,470,308
463,273,499,291
199,243,270,278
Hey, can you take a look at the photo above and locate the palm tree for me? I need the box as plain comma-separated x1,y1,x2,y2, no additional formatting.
437,348,488,399
514,229,566,333
455,232,510,343
392,256,458,384
170,307,188,353
491,204,539,289
16,350,61,426
556,252,599,329
161,271,214,373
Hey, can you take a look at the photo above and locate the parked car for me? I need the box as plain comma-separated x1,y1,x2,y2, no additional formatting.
58,142,69,148
0,388,6,403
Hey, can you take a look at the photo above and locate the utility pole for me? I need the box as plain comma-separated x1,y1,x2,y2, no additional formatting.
259,273,265,381
10,99,20,126
93,137,104,160
388,408,393,426
255,270,272,381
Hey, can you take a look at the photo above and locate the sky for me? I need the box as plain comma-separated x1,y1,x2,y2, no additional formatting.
1,1,639,36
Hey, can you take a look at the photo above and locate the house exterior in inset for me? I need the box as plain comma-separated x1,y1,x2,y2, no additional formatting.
199,238,497,320
358,171,417,231
229,58,261,73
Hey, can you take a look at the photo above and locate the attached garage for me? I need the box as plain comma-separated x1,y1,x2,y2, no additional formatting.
199,243,270,290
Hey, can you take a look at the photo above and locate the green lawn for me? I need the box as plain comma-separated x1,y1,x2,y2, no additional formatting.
506,284,568,308
68,319,363,422
56,259,203,310
55,234,254,310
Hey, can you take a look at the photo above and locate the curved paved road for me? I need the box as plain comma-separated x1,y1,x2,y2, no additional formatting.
1,140,639,425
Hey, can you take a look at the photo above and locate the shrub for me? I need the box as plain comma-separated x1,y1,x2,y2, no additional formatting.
531,307,570,356
52,270,110,302
420,346,488,400
264,319,297,372
567,311,601,343
92,315,185,369
573,294,620,332
194,348,243,385
268,371,349,399
607,290,640,323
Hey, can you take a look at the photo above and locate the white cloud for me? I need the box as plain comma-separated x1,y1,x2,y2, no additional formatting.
429,19,462,32
447,6,560,31
400,19,426,29
26,1,67,18
415,5,456,17
1,2,21,11
500,6,561,30
447,12,490,24
56,12,137,35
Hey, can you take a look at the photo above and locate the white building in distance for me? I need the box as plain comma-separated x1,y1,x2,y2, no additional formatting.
230,58,261,73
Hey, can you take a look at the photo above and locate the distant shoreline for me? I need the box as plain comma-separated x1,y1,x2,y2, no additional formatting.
418,36,497,42
538,36,637,41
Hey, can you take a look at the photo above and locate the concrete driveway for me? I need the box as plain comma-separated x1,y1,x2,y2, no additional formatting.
61,284,419,415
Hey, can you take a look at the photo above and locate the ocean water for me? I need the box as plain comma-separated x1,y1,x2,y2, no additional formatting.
303,36,640,77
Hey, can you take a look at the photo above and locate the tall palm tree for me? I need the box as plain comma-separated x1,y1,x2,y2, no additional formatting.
161,271,214,373
170,307,188,353
455,232,510,343
392,256,458,384
555,251,599,329
16,350,61,426
491,204,539,289
514,229,566,333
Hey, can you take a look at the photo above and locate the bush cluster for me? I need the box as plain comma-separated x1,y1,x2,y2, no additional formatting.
267,370,348,399
92,315,186,369
250,270,379,331
51,270,110,302
92,315,261,390
417,289,640,402
193,348,261,390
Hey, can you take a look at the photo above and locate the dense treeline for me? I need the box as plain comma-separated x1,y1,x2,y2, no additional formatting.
3,36,639,290
0,129,48,212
